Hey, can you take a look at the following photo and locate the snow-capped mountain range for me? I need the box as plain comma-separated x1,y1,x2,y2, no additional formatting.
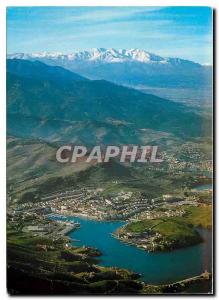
7,48,200,66
7,48,211,89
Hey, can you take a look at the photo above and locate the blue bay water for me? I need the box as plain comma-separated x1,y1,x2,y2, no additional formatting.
194,184,212,191
52,215,212,284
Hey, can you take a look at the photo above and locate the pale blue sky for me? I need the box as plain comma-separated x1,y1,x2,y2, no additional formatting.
7,6,213,64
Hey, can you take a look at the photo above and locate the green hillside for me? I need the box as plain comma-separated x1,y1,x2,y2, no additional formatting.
7,60,211,141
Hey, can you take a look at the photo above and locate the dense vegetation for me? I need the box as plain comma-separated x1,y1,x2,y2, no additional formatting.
124,205,212,251
7,227,147,295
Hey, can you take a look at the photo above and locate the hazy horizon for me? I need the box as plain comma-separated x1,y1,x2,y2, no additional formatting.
7,6,213,65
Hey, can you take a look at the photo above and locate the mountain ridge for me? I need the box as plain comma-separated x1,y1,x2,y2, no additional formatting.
7,58,88,83
7,60,211,140
7,49,212,89
7,48,204,66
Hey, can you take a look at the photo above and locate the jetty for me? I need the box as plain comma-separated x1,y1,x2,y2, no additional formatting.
162,271,212,293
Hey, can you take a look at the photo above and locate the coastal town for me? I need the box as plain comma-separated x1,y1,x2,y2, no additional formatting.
6,134,213,291
7,178,212,252
8,184,210,222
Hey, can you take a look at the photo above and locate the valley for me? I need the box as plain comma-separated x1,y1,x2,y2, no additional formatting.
6,57,213,294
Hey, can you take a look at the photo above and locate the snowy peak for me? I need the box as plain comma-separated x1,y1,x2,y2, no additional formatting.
7,48,199,66
84,48,166,63
7,48,211,90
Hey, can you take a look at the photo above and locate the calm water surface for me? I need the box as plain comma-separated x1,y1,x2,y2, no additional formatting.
51,215,212,284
